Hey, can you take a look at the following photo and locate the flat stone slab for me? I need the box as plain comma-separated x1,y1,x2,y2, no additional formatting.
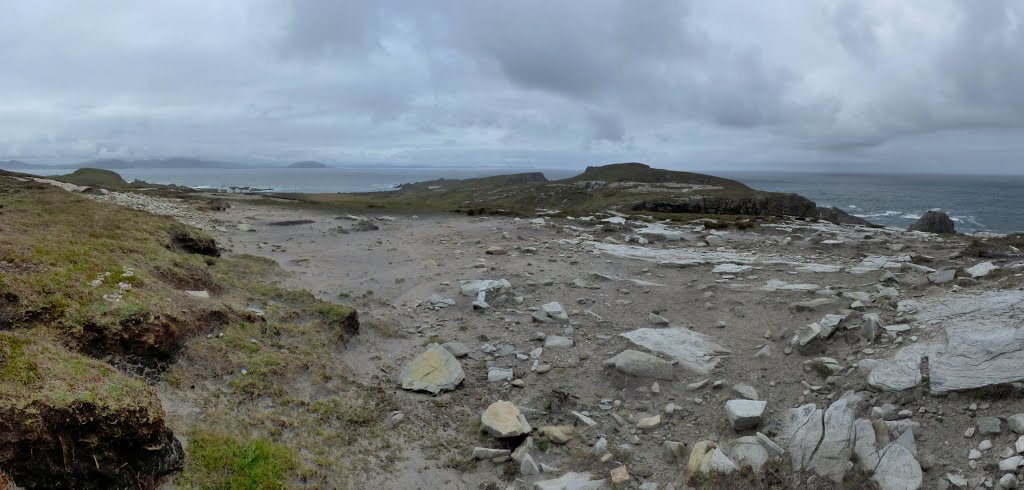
620,327,731,375
533,471,607,490
894,291,1024,394
868,356,922,392
930,325,1024,394
458,279,511,296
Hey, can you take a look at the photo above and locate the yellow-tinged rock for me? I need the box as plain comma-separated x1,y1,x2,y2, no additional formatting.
481,401,532,438
399,345,465,394
687,440,717,474
610,465,630,484
538,425,575,444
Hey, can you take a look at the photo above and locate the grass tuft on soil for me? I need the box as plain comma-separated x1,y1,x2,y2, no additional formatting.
180,431,296,490
0,330,155,414
0,175,230,364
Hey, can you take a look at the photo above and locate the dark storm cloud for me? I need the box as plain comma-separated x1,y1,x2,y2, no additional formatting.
1,1,1023,172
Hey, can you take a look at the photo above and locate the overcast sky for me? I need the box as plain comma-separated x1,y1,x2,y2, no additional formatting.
2,1,1023,173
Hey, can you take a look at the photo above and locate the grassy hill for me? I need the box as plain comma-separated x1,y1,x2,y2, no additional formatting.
50,168,130,188
268,162,817,219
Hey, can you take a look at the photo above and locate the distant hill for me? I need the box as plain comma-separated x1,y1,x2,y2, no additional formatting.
51,168,129,188
561,162,749,189
287,161,328,169
80,158,247,169
0,160,53,169
286,162,845,221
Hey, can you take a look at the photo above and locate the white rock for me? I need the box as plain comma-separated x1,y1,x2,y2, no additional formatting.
488,367,514,382
544,336,574,348
966,261,998,278
620,326,730,375
533,472,607,490
541,302,569,321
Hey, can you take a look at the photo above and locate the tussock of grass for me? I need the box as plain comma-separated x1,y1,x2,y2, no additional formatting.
180,431,296,490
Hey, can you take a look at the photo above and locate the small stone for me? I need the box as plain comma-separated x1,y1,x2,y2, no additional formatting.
538,425,574,444
610,465,630,484
480,401,532,438
947,473,968,488
965,427,976,437
999,474,1018,489
756,432,785,458
732,384,759,400
687,379,709,391
978,416,1005,436
968,449,982,460
472,447,511,460
663,441,687,461
649,313,670,326
998,456,1023,471
637,415,661,429
1008,414,1024,434
521,453,539,476
543,335,573,348
725,399,766,431
488,367,514,382
570,411,597,427
980,439,994,451
399,346,465,394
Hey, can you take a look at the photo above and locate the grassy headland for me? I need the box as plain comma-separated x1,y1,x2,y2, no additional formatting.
0,174,376,488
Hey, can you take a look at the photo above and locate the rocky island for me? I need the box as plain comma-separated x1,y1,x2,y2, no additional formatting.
2,163,1023,489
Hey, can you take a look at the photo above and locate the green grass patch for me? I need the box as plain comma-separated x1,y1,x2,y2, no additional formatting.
180,431,296,490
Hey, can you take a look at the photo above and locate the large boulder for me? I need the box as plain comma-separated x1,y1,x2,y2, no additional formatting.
907,211,955,234
0,332,183,489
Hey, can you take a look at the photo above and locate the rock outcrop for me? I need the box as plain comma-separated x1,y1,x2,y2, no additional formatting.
633,193,817,218
907,211,955,234
817,206,873,226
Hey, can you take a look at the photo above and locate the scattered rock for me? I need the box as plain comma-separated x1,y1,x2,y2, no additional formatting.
603,350,675,380
481,401,532,438
725,400,767,431
620,327,730,375
928,269,956,284
966,261,999,278
978,417,1005,436
399,346,465,394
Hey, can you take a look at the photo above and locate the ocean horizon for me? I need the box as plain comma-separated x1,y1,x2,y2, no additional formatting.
5,165,1022,234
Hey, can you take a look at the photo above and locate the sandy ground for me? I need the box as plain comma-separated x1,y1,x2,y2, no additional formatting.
151,196,1020,489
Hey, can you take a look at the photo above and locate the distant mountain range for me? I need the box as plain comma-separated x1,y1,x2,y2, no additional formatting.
79,158,250,169
0,157,317,170
287,161,328,168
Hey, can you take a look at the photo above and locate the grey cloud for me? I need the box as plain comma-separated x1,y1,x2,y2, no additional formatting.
0,1,1023,172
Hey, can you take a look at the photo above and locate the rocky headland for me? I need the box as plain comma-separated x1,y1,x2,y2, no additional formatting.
1,164,1023,489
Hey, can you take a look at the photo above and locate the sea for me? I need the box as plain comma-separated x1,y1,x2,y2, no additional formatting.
6,165,1023,234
